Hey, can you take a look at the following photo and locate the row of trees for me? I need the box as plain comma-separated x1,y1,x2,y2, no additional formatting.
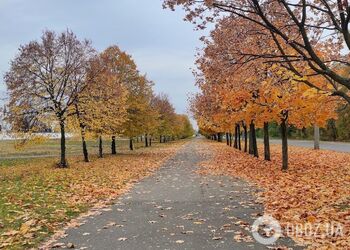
163,0,349,170
4,30,194,167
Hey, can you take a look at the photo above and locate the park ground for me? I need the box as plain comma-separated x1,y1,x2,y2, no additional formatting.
0,138,187,249
0,137,350,249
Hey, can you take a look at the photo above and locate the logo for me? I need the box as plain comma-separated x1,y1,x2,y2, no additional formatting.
252,215,282,245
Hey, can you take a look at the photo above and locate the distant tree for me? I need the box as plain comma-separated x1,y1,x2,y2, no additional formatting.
123,75,154,150
175,114,194,139
152,94,177,143
5,30,95,167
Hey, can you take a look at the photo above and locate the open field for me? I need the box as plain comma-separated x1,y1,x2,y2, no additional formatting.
0,139,186,249
0,137,156,167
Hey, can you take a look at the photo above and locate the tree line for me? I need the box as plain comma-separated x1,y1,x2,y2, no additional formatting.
163,0,349,170
4,30,194,167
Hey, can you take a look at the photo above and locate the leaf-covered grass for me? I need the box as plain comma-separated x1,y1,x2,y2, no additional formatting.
0,140,186,249
198,140,350,249
0,137,153,165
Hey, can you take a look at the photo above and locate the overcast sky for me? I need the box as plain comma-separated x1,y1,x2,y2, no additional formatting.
0,0,206,125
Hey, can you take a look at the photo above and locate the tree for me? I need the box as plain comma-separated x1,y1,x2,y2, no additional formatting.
152,94,177,143
72,47,128,161
5,30,95,167
122,68,154,150
189,16,340,170
164,0,350,104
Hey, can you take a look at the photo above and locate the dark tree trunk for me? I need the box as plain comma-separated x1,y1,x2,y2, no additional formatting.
160,135,162,143
99,135,103,158
243,124,248,153
214,134,217,141
251,122,258,158
263,122,271,161
314,124,320,150
81,129,89,162
111,136,117,155
145,134,149,147
140,135,143,142
229,133,232,147
234,125,238,149
79,124,89,162
149,135,152,146
249,124,253,155
249,121,258,157
217,133,223,142
329,119,337,141
238,124,241,150
226,132,229,146
129,137,134,150
59,121,68,167
281,119,288,171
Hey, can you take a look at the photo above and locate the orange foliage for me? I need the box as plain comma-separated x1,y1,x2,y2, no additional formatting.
198,140,350,249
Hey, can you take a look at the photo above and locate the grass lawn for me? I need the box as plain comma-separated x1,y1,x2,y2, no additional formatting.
0,136,153,166
0,138,185,249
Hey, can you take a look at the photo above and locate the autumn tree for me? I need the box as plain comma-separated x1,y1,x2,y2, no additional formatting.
176,114,195,139
164,0,350,104
190,15,340,170
5,30,95,167
152,94,177,143
123,73,154,150
72,48,128,161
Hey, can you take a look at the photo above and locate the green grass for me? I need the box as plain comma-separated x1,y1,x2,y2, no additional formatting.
0,138,183,249
0,136,156,166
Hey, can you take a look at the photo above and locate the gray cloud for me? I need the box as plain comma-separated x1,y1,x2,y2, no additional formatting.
0,0,206,128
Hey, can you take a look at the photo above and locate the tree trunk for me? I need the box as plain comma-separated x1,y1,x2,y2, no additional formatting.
238,124,241,150
111,136,116,155
281,119,288,171
149,135,152,147
217,133,223,142
229,133,232,147
145,134,149,147
226,132,229,146
140,135,143,142
263,122,271,161
136,136,139,143
99,135,103,158
329,119,337,141
314,124,320,150
249,123,254,155
59,121,68,167
243,124,248,153
81,129,89,162
79,124,89,162
129,137,134,150
160,135,162,143
234,125,238,148
251,122,258,157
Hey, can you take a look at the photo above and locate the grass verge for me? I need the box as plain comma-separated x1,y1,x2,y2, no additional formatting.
0,140,186,249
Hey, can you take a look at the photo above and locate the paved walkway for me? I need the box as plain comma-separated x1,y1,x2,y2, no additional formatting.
267,138,350,153
54,139,300,249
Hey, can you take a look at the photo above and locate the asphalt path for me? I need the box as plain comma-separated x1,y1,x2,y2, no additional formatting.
51,139,301,250
264,138,350,153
